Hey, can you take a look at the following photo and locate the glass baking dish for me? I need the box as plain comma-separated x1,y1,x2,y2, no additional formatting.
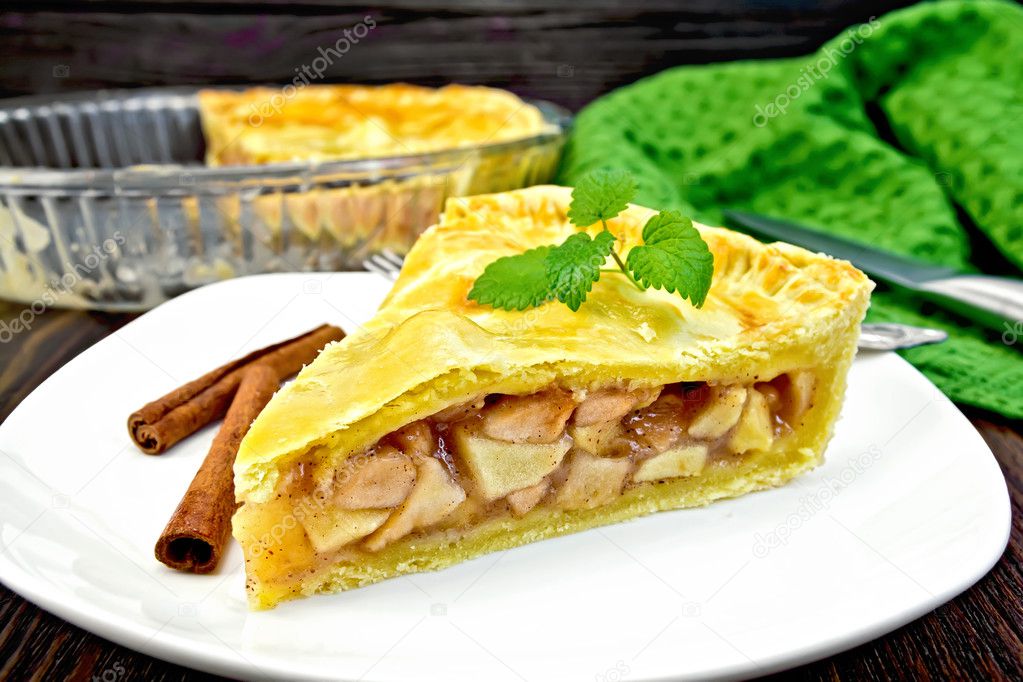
0,87,569,310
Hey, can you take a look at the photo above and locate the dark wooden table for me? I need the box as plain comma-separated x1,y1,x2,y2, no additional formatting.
1,303,1021,681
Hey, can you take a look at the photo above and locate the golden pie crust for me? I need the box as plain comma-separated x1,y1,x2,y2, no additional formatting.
197,84,551,166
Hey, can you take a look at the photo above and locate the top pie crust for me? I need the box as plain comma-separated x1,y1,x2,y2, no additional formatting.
234,185,873,504
197,83,552,165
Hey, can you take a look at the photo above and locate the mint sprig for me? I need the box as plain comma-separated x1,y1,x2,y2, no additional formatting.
467,169,714,312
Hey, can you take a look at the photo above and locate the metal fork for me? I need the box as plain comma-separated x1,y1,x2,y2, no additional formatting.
362,252,947,350
363,249,405,281
856,323,947,351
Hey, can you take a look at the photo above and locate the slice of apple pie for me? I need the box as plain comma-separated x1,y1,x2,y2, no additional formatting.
233,185,873,609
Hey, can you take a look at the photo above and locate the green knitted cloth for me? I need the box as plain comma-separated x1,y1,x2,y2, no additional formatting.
557,0,1023,419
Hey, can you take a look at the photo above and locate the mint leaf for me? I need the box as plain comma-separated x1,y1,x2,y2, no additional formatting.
467,246,554,310
567,169,638,227
468,169,715,313
546,231,616,311
626,210,714,307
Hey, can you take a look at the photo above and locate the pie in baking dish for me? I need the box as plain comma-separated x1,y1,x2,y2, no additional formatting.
195,84,558,255
232,185,873,609
197,84,552,166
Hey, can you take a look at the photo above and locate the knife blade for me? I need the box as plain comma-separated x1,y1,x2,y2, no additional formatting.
723,209,1023,334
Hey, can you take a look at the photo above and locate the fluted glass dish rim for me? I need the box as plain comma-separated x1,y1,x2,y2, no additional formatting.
0,86,571,193
0,86,570,311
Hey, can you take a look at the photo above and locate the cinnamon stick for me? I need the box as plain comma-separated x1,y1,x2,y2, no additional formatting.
155,365,278,573
128,323,344,454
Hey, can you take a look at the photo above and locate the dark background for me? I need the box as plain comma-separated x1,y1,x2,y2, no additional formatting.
2,0,916,110
1,1,1020,681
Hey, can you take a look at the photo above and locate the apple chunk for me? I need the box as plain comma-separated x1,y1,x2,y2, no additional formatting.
572,386,662,427
782,370,817,422
335,445,416,509
728,389,774,454
555,450,632,511
479,389,576,443
363,456,465,552
632,444,708,483
573,388,649,426
234,498,318,582
452,426,571,502
506,479,550,517
568,420,625,457
300,508,391,554
688,386,747,439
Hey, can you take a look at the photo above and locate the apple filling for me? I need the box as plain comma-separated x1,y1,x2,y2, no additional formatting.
238,370,816,578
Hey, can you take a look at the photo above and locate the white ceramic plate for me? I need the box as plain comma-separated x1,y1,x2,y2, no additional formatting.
0,273,1010,681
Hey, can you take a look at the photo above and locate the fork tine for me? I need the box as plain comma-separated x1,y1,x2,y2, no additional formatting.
363,253,400,280
363,260,388,278
381,249,405,268
372,253,395,270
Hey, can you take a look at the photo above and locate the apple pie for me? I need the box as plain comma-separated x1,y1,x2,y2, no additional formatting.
233,185,873,609
195,84,561,255
197,84,552,166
